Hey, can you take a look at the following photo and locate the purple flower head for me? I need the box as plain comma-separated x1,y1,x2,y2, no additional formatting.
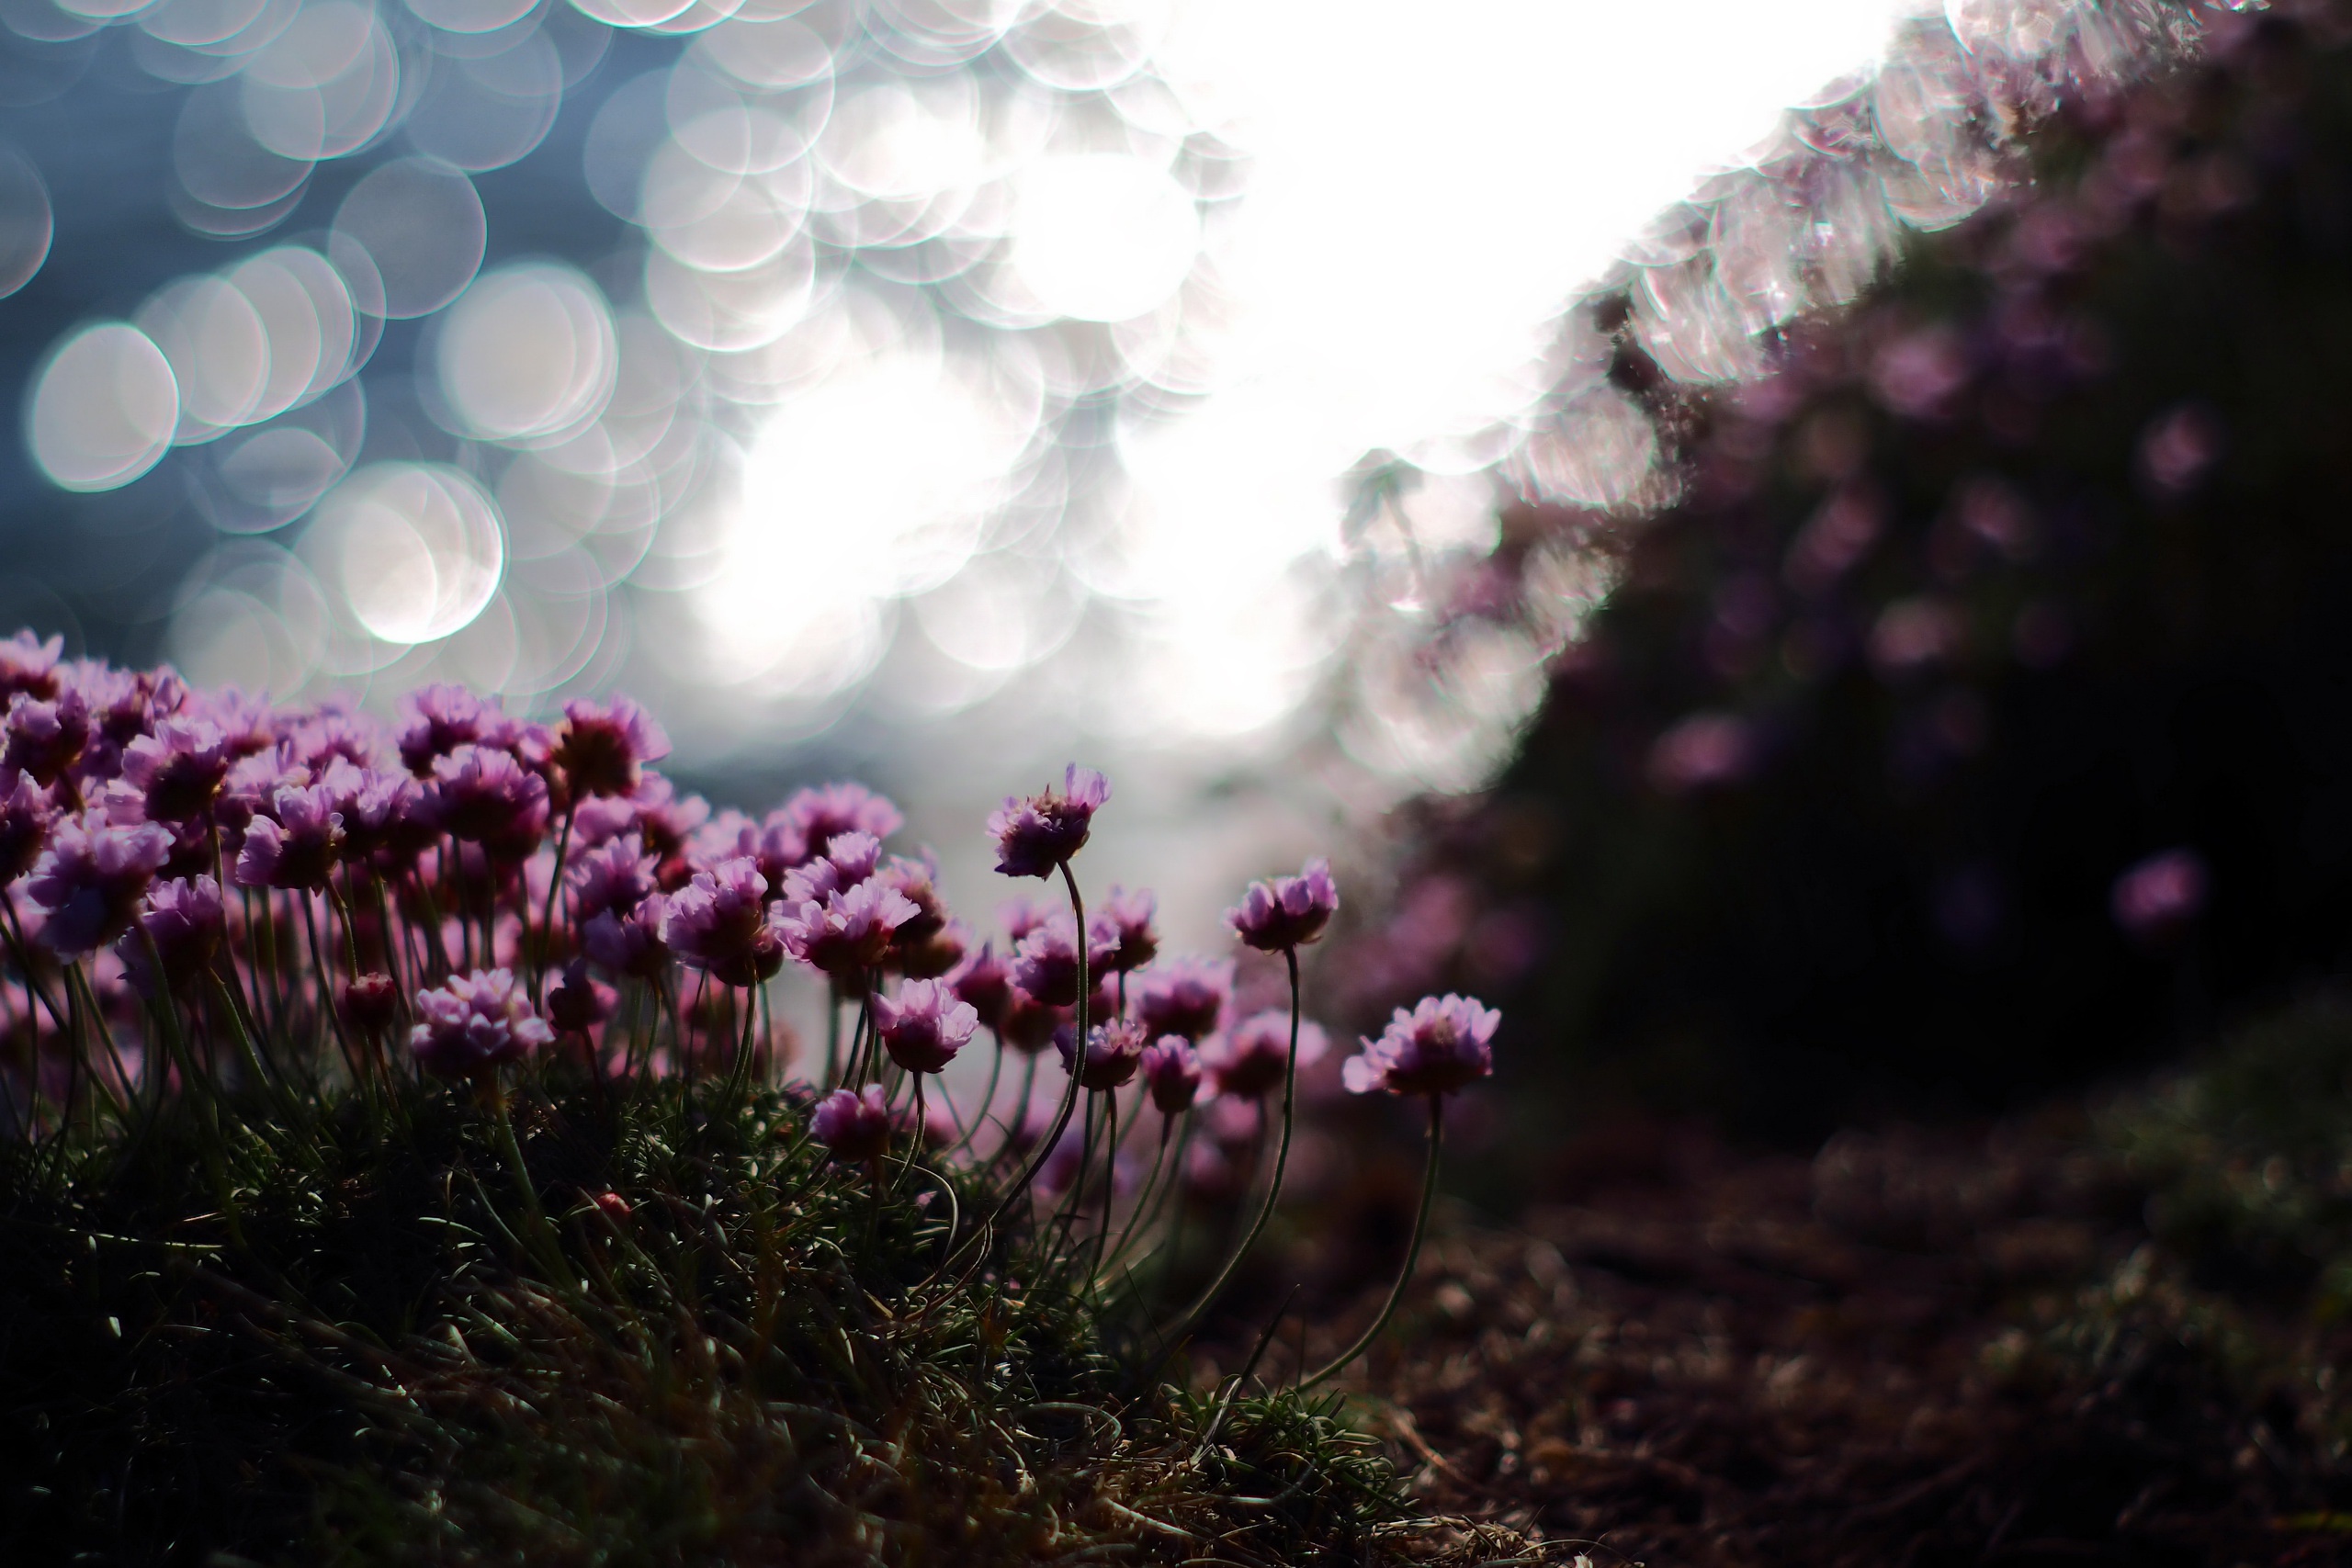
1226,858,1340,953
115,874,225,997
584,892,673,980
1342,993,1499,1098
326,763,433,870
234,783,346,891
987,765,1110,879
0,768,52,885
5,689,89,788
288,710,385,774
570,833,661,926
1000,984,1065,1055
1133,955,1234,1043
188,687,275,760
429,744,550,860
947,941,1014,1033
2111,848,2208,945
1010,913,1117,1009
811,1084,893,1164
1091,886,1159,974
396,682,491,777
625,776,709,867
25,814,173,955
894,913,967,981
662,856,784,987
547,960,616,1033
780,829,884,906
1001,895,1053,942
0,630,62,702
876,851,947,942
784,783,902,865
1140,1037,1204,1114
1202,1010,1330,1100
1056,1015,1147,1090
339,972,400,1033
214,750,301,844
407,967,554,1079
777,879,920,978
551,694,670,799
119,717,232,826
874,976,979,1075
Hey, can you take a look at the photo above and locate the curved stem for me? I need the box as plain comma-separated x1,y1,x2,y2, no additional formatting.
1161,945,1303,1339
977,860,1088,1235
1300,1094,1444,1389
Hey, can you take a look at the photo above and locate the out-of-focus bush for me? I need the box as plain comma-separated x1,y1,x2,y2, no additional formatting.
1361,6,2352,1141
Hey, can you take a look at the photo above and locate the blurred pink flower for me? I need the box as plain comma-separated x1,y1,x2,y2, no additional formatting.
987,765,1109,879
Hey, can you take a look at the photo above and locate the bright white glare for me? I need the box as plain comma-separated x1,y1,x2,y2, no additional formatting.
28,323,180,492
1012,153,1198,322
305,461,506,644
435,262,618,444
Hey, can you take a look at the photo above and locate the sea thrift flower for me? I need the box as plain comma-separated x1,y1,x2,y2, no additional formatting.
1141,1037,1204,1114
288,710,382,773
2111,848,2208,943
999,985,1064,1054
876,852,948,945
0,629,61,701
1202,1010,1330,1100
1057,1016,1147,1090
0,769,51,884
1342,993,1499,1098
396,683,490,776
1226,858,1340,952
333,765,434,870
777,880,918,977
569,833,661,925
116,874,225,996
987,765,1110,878
784,783,903,864
1010,913,1116,1009
662,856,785,987
547,960,616,1033
118,717,232,825
779,830,884,905
25,816,172,954
235,783,346,891
429,744,549,858
549,694,669,799
409,968,553,1079
1001,895,1053,942
874,976,979,1074
947,942,1015,1032
339,972,399,1033
812,1085,893,1163
584,893,672,979
4,690,89,788
1091,886,1159,973
1133,955,1233,1042
894,912,967,980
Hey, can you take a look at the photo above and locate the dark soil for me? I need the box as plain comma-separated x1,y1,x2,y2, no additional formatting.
1266,1111,2352,1567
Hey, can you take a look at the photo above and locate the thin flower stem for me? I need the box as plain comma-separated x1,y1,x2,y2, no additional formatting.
1299,1094,1445,1389
531,804,576,1006
978,861,1089,1235
1090,1090,1120,1284
1161,945,1304,1340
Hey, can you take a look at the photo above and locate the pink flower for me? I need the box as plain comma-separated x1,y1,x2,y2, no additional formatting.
893,911,967,981
584,893,672,979
430,744,550,860
811,1084,893,1163
547,960,616,1033
999,984,1065,1055
1010,913,1116,1009
1133,955,1233,1043
661,856,783,987
340,972,399,1033
570,833,661,925
2111,848,2208,944
874,977,979,1074
1342,994,1498,1098
783,783,903,864
777,880,919,977
1057,1015,1147,1090
26,815,172,954
947,942,1015,1033
778,830,885,904
549,694,669,799
1225,858,1339,953
1140,1037,1204,1114
4,689,88,787
1200,1010,1329,1100
0,629,62,701
115,874,224,996
1091,885,1159,974
118,717,232,825
234,782,346,891
396,683,492,777
408,968,553,1078
0,768,52,884
987,765,1110,879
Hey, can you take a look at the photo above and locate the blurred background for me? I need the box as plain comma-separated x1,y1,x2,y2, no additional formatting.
8,0,2327,1156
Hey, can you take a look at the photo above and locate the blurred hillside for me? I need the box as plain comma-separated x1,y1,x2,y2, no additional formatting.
1356,2,2352,1140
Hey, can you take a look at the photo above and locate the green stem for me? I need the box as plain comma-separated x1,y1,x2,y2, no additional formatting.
1299,1095,1445,1388
980,861,1089,1232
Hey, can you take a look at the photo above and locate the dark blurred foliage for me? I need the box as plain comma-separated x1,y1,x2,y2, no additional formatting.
1360,3,2352,1144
